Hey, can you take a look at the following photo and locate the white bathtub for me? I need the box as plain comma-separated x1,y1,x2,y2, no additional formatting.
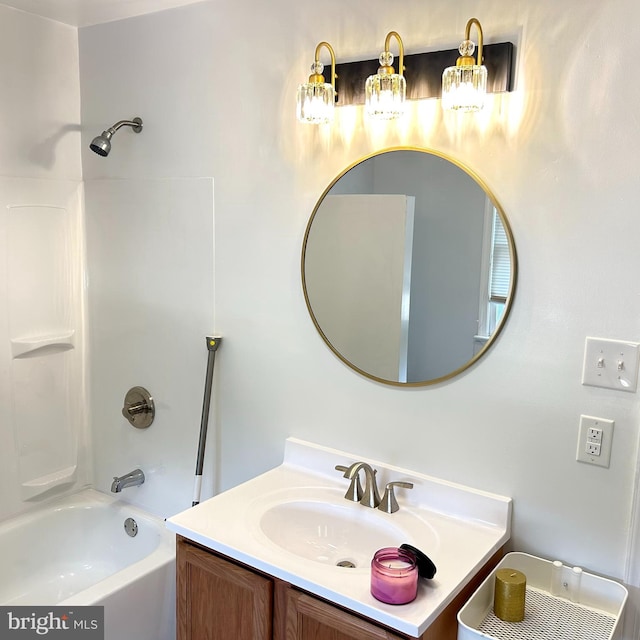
0,488,176,640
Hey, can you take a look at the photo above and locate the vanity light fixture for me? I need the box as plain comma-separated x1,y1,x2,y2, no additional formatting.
297,41,337,124
442,18,487,111
365,31,406,120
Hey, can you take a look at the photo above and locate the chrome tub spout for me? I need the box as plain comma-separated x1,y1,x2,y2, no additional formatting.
111,469,145,493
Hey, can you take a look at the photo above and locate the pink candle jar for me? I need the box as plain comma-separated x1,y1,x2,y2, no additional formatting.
370,547,418,605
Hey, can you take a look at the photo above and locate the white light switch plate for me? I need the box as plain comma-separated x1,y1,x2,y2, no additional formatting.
576,415,614,467
581,337,640,392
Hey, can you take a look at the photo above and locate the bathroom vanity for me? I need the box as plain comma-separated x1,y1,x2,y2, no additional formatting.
177,535,502,639
167,439,512,639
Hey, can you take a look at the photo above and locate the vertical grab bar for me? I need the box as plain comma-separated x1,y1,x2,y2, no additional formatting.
192,336,222,506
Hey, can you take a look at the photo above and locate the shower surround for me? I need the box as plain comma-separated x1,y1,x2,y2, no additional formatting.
0,175,215,522
0,0,216,529
0,178,91,520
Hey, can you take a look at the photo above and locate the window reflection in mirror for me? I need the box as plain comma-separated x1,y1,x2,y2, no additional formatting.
475,206,511,354
302,148,517,386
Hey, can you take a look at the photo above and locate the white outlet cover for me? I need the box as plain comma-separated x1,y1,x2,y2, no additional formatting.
576,415,614,468
581,337,640,392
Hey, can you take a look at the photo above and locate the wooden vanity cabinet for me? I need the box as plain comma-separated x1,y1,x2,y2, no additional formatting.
177,537,273,640
177,536,501,640
275,583,405,640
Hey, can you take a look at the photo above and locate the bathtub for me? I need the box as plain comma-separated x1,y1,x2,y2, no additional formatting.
0,488,176,640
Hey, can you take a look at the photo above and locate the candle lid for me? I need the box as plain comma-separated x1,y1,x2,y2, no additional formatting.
400,544,437,579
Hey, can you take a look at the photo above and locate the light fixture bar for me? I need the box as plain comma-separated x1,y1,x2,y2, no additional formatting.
330,42,513,107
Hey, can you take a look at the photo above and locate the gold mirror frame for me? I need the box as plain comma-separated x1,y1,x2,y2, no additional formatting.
301,146,518,387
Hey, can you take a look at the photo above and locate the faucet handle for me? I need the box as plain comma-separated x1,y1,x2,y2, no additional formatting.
335,465,363,502
378,481,414,513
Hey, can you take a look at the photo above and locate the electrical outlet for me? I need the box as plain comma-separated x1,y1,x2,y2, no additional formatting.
576,415,614,467
585,441,601,456
587,427,603,443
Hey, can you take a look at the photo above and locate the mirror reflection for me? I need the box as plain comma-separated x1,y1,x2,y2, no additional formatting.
302,148,517,386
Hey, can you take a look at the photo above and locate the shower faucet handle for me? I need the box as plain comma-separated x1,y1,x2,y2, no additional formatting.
121,386,155,429
335,465,363,502
124,401,150,416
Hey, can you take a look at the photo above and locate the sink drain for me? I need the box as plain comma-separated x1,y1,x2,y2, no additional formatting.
336,560,356,568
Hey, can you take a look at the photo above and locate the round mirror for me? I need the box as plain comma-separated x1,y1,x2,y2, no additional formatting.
302,147,517,386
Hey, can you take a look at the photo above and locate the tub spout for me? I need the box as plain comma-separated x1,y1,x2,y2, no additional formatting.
111,469,145,493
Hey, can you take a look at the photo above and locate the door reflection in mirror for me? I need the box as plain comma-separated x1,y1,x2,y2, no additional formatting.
302,148,517,386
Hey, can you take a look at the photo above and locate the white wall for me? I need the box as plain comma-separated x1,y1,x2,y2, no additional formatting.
77,0,640,602
0,6,89,522
84,177,214,517
0,6,81,181
79,6,217,517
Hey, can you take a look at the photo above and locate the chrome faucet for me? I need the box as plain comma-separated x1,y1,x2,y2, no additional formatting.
343,462,381,508
111,468,145,493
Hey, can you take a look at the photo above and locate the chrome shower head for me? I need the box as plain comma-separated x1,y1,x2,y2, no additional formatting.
89,132,112,156
89,117,143,157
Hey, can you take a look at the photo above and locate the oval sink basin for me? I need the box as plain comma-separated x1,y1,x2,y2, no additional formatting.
259,499,432,569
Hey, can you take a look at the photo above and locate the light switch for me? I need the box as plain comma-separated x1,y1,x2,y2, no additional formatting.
581,337,640,392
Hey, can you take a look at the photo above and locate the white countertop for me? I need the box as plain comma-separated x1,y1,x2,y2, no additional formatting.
166,438,511,638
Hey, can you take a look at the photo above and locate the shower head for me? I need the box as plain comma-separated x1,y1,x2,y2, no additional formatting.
89,133,111,157
89,117,143,157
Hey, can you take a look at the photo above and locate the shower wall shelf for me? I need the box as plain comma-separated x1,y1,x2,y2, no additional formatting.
11,330,75,359
21,465,77,501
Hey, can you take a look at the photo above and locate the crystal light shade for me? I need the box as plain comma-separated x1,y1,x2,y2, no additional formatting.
441,64,487,111
297,81,335,124
365,72,406,120
365,47,406,120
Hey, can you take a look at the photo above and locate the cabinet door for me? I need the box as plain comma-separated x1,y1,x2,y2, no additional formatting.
177,538,273,640
278,586,404,640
